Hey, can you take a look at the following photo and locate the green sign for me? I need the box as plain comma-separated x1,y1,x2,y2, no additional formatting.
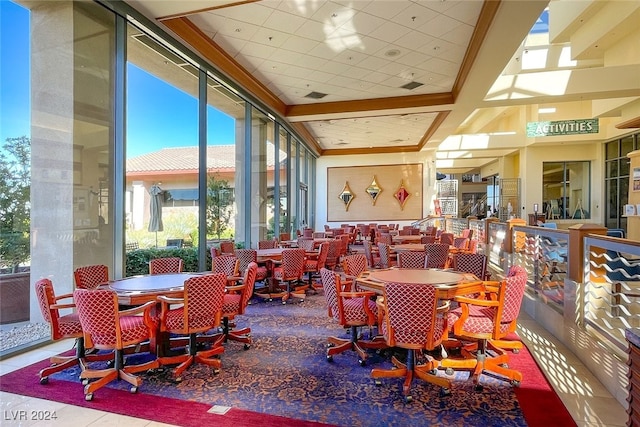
526,118,599,137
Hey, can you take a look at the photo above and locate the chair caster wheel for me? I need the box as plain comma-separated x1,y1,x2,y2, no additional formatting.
39,377,48,385
82,379,89,386
174,377,183,383
501,363,509,368
327,354,334,362
440,388,451,397
374,379,382,386
474,384,484,392
85,393,93,401
130,386,138,394
512,349,520,354
445,368,454,376
243,344,251,350
213,369,220,375
358,359,366,367
511,380,521,387
429,369,437,375
404,395,413,403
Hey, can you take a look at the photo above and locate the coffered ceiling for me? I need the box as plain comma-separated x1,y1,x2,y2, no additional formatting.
127,0,640,173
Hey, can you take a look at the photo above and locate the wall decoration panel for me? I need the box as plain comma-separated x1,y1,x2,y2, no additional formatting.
327,164,423,221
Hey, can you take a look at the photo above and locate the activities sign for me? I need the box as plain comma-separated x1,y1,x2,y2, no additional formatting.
526,118,598,137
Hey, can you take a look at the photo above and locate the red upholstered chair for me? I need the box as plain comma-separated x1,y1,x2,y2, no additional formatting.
210,246,221,259
212,255,239,277
320,268,386,366
35,279,111,385
304,242,329,290
425,243,450,269
462,229,473,239
371,281,452,401
297,237,315,252
363,240,381,269
73,288,159,400
397,251,427,269
440,267,528,391
149,257,183,275
467,239,478,254
324,239,342,270
221,262,258,349
156,273,227,381
451,252,490,281
258,239,278,249
341,253,369,291
377,243,396,269
439,232,454,246
234,248,268,283
421,235,436,244
273,248,306,303
219,241,235,255
453,237,470,251
74,264,109,290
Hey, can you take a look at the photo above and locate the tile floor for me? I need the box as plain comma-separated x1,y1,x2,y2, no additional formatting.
0,311,629,426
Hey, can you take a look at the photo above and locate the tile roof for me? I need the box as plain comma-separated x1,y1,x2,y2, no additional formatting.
126,144,283,173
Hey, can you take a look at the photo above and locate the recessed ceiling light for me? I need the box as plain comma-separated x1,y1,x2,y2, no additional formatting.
385,49,401,57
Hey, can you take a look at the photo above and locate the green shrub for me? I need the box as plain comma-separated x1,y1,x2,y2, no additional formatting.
125,247,213,277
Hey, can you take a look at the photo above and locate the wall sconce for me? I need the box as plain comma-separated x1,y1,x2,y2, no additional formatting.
338,181,355,211
366,176,382,205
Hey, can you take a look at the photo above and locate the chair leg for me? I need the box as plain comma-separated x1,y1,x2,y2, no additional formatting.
326,325,386,366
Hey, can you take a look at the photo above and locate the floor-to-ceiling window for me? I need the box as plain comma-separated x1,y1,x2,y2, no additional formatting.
605,133,638,232
542,161,591,220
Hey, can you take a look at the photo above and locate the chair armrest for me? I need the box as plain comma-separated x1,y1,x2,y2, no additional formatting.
226,283,246,293
51,302,75,310
436,300,451,313
119,300,156,316
157,295,184,305
340,290,376,299
454,295,500,307
54,292,74,302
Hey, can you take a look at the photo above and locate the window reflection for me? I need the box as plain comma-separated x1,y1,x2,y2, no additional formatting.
542,161,590,220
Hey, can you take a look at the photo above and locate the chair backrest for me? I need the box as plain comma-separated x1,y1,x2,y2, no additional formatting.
378,233,392,245
499,271,527,327
149,257,184,274
279,248,306,280
220,241,235,254
377,242,394,269
182,273,227,331
451,252,487,279
439,232,454,246
258,239,278,249
35,278,82,340
341,253,368,277
298,237,315,252
462,229,473,239
424,243,450,269
362,240,378,268
235,249,258,274
325,239,342,269
210,246,221,259
237,262,258,315
315,243,330,270
212,255,239,276
397,251,427,269
338,234,350,256
74,288,120,348
303,228,314,238
453,237,469,250
74,264,109,290
467,239,478,254
319,268,343,323
279,232,291,242
421,235,436,244
382,282,444,349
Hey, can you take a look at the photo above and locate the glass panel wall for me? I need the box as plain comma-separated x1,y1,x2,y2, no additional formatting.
542,161,591,220
278,128,289,238
125,23,199,252
605,133,638,232
250,107,274,247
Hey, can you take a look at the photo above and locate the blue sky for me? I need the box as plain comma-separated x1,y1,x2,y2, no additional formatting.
1,0,235,158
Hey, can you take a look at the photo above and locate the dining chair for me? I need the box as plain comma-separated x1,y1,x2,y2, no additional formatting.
156,273,227,382
35,278,112,385
341,253,369,291
297,237,315,252
319,268,386,366
453,237,470,251
467,239,478,254
74,288,160,400
363,240,381,269
212,255,239,277
258,239,278,249
371,281,452,402
219,240,235,255
149,257,184,275
234,248,268,283
424,243,450,269
279,232,291,242
303,242,329,290
440,266,528,391
220,262,258,349
377,242,396,269
421,235,436,244
451,252,490,281
324,239,342,270
272,248,306,303
74,264,109,290
397,251,427,269
439,232,454,246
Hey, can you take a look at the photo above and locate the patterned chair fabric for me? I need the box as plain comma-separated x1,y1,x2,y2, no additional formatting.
74,264,109,290
297,237,315,252
210,246,221,259
451,253,490,281
421,235,436,244
35,278,111,384
220,241,235,255
424,243,450,269
212,255,239,277
377,233,392,245
441,270,528,389
340,253,368,291
324,239,342,270
258,239,278,249
397,251,427,269
149,257,184,275
453,237,470,250
304,242,330,285
73,288,159,400
462,229,473,239
273,248,306,302
467,239,478,254
221,262,258,348
235,249,268,281
377,243,396,269
279,232,291,242
157,273,228,379
319,268,385,366
371,281,451,400
439,232,454,246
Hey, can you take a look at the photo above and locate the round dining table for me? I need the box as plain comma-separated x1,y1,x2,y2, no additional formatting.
108,272,204,306
391,243,426,252
356,268,482,299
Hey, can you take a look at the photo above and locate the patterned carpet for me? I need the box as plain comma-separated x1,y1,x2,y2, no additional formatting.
37,291,539,427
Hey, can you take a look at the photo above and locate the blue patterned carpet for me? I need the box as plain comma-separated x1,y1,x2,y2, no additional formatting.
48,292,531,427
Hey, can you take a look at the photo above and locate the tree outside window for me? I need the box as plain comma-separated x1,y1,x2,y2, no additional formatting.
206,174,234,240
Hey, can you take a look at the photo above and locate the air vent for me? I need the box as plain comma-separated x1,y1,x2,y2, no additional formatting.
400,81,424,90
305,91,328,99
